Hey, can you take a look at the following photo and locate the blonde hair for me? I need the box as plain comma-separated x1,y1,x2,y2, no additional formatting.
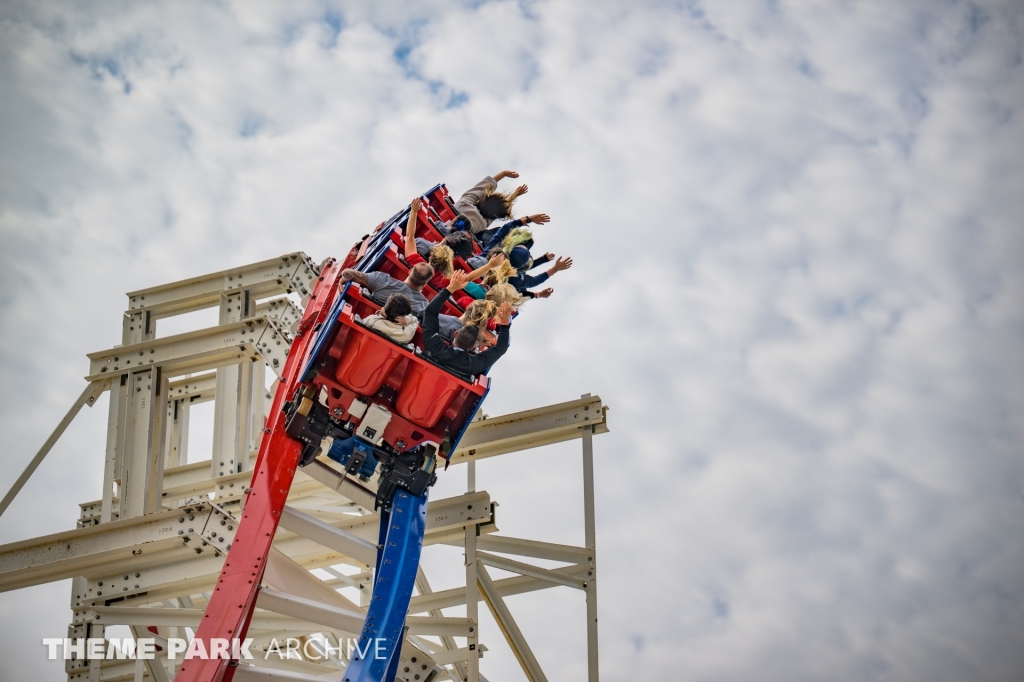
501,227,533,254
485,283,526,309
427,244,454,277
482,259,517,287
461,300,496,329
476,329,497,349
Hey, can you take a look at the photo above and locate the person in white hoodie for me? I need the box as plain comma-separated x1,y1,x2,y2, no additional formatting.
361,294,419,344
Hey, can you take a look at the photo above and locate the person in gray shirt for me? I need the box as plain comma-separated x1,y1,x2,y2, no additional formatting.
437,313,465,341
341,263,433,316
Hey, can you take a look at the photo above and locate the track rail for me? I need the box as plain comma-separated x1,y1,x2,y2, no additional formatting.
341,490,429,682
174,260,342,682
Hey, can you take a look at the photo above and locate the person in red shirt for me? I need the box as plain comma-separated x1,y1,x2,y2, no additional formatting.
404,197,505,307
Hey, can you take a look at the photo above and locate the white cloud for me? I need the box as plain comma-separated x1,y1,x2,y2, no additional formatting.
1,0,1022,680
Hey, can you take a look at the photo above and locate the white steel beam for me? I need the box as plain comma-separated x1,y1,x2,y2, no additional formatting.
101,377,129,525
0,380,108,519
417,567,467,681
126,252,318,320
279,506,377,565
254,297,302,332
167,372,218,403
582,421,600,682
212,290,248,481
449,535,593,565
0,493,490,593
232,666,334,681
255,587,364,635
465,520,480,682
476,551,587,590
86,317,290,382
449,395,608,465
128,625,171,682
477,565,549,682
299,460,377,511
263,548,363,611
0,507,195,592
408,564,593,615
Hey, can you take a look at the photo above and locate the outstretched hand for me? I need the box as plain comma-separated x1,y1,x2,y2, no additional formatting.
495,302,513,325
535,288,554,299
552,256,573,273
447,270,472,292
512,183,529,198
487,253,506,268
494,170,519,181
526,213,550,225
410,196,422,213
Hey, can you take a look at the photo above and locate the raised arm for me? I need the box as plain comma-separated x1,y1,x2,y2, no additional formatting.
546,256,573,278
530,251,554,269
446,270,472,293
465,253,505,282
404,197,422,259
481,219,524,253
492,170,519,182
511,256,572,293
421,285,449,356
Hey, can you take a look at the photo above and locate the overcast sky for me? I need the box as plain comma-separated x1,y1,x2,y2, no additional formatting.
1,1,1023,680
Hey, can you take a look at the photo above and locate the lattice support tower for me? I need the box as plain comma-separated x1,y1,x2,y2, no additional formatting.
0,252,608,682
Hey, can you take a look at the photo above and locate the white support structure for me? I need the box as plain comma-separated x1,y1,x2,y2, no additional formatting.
0,253,609,682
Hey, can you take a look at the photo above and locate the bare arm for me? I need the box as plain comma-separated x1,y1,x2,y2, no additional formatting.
341,269,369,286
465,253,505,282
493,170,519,182
446,270,472,293
404,197,421,259
546,256,573,278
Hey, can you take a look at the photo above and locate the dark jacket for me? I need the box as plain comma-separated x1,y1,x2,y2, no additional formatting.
423,289,510,377
507,270,550,297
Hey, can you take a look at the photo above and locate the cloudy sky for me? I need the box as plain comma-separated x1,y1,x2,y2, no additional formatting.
1,0,1023,680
